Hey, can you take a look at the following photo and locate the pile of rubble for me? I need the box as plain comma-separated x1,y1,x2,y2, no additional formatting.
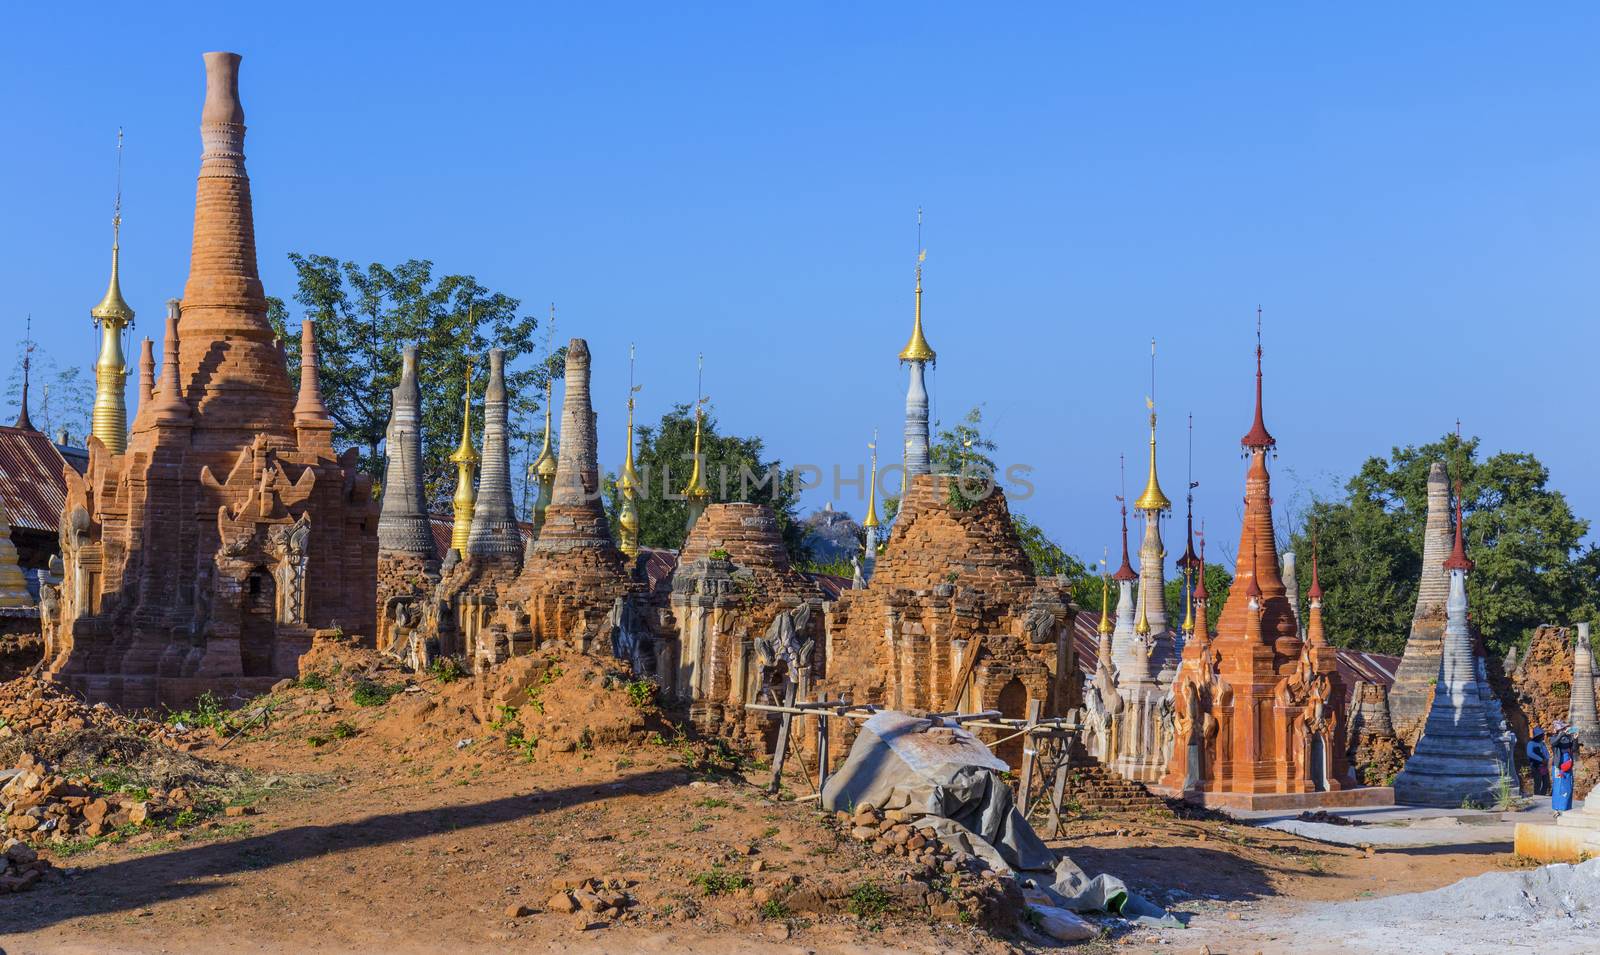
0,837,55,894
840,805,961,872
0,678,115,737
1,752,197,844
832,805,1023,925
543,876,637,919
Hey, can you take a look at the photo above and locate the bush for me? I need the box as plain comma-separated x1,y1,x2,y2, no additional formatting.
297,672,329,691
691,867,750,896
427,657,466,683
351,679,401,707
758,898,788,920
167,691,229,730
625,678,658,709
330,721,358,740
846,882,892,918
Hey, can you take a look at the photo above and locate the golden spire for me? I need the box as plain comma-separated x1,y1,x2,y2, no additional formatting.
863,431,880,530
449,360,478,554
91,128,133,454
1135,561,1152,636
898,208,936,364
618,344,642,558
681,353,711,502
1134,338,1171,512
532,305,558,480
1097,564,1113,637
1182,566,1196,634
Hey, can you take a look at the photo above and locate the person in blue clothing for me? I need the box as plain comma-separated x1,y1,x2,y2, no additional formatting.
1550,721,1577,812
1526,727,1550,796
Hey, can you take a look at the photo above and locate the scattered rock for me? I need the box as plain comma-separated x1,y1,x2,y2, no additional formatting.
503,902,532,918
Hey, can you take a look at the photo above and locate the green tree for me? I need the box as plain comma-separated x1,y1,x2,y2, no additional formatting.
266,254,559,507
1288,432,1596,657
605,402,809,560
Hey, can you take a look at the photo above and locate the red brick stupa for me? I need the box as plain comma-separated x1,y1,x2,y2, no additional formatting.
42,53,378,707
1160,323,1380,809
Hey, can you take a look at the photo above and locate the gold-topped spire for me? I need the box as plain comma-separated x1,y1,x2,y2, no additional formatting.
449,360,478,554
863,431,880,530
682,354,711,533
898,210,936,364
1097,560,1113,636
1133,338,1170,513
532,305,558,480
618,344,642,558
1135,568,1152,636
91,129,134,454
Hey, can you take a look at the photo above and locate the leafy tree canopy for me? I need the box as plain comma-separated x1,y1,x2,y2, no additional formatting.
266,254,561,507
604,402,809,561
1288,432,1595,657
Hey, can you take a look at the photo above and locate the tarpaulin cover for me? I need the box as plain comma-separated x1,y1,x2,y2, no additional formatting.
821,711,1178,926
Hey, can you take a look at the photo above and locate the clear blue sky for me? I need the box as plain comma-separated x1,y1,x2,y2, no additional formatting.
4,3,1597,569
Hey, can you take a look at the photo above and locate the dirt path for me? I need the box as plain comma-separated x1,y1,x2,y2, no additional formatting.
0,656,1524,954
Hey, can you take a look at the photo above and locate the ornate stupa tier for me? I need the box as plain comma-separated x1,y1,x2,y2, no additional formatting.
178,52,295,450
0,495,35,610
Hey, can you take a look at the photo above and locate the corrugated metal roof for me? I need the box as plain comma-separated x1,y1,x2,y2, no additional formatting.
0,426,71,534
1068,607,1398,705
426,513,537,558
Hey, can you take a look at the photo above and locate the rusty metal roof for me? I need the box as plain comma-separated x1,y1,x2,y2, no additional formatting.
0,425,72,534
1068,609,1397,706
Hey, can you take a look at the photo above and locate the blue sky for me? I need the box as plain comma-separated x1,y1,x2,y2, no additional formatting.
3,3,1597,569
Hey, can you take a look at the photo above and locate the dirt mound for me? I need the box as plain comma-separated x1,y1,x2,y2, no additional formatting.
236,647,671,776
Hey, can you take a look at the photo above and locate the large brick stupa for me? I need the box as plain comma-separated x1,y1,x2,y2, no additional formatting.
42,53,378,707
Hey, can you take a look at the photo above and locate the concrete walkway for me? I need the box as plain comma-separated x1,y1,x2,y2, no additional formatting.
1235,798,1554,848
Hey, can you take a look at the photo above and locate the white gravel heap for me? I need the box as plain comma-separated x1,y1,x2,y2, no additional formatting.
1291,858,1600,953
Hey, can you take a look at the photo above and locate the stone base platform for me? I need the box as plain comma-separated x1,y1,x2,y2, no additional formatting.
1154,785,1395,811
1515,797,1600,862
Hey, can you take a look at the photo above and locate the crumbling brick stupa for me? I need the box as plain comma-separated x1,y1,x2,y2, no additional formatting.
490,338,636,665
661,502,827,738
820,474,1077,768
41,53,378,707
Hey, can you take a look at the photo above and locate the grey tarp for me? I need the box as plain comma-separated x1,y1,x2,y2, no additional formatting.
821,711,1178,926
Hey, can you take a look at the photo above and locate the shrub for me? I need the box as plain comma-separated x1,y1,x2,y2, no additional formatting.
297,672,329,691
625,679,658,709
758,898,788,920
351,679,401,707
846,882,892,918
330,721,358,740
167,691,229,730
691,867,750,896
427,657,466,683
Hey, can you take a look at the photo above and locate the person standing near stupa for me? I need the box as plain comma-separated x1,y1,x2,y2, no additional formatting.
1550,721,1578,812
1526,727,1550,797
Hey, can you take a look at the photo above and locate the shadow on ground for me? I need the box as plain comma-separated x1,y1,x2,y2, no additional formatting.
0,767,685,936
1067,844,1293,903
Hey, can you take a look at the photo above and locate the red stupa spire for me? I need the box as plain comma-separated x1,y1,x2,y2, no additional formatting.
1240,307,1275,451
1443,481,1474,572
1112,500,1137,582
1192,529,1209,601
